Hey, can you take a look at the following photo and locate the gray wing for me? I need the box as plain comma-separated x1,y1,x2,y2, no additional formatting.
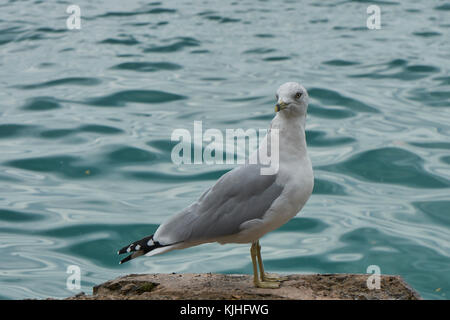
154,164,284,245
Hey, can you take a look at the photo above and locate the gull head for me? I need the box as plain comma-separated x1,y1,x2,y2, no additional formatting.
275,82,309,118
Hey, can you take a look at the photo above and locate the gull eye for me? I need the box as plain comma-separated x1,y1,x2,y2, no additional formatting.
275,94,279,100
295,92,302,99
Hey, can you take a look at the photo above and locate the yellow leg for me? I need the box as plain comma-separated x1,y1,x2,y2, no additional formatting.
256,241,288,282
250,242,279,288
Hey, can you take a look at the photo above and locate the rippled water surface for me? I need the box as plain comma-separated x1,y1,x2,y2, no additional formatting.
0,0,449,300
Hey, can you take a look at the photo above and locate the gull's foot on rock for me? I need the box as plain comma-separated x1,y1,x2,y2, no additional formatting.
262,273,289,282
254,279,280,289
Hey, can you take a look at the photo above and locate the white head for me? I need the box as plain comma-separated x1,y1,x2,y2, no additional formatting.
275,82,309,118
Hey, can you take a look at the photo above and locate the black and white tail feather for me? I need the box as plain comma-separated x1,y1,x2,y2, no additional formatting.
117,235,170,264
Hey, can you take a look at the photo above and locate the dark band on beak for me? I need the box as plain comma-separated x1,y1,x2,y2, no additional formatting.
275,101,288,112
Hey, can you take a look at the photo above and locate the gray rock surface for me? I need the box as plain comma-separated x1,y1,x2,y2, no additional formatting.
67,273,421,300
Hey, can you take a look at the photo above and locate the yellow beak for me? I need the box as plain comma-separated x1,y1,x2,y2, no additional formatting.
275,101,288,112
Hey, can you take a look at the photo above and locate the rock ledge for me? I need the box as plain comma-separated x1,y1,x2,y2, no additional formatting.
67,273,421,300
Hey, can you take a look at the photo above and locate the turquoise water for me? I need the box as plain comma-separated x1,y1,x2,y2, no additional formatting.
0,0,449,300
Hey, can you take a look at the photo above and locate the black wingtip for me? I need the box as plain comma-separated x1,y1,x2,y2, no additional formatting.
117,234,174,264
117,246,130,255
117,235,154,255
119,254,133,264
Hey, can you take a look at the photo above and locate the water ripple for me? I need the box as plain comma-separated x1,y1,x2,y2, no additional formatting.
319,147,450,189
111,61,182,72
143,37,201,53
85,90,187,107
99,36,140,46
309,88,379,113
4,155,101,179
97,8,177,18
21,97,62,111
16,77,101,90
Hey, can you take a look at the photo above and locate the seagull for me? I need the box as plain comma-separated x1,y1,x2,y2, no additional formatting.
118,82,314,288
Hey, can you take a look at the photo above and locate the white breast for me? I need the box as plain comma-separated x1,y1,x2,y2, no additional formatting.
258,114,314,232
